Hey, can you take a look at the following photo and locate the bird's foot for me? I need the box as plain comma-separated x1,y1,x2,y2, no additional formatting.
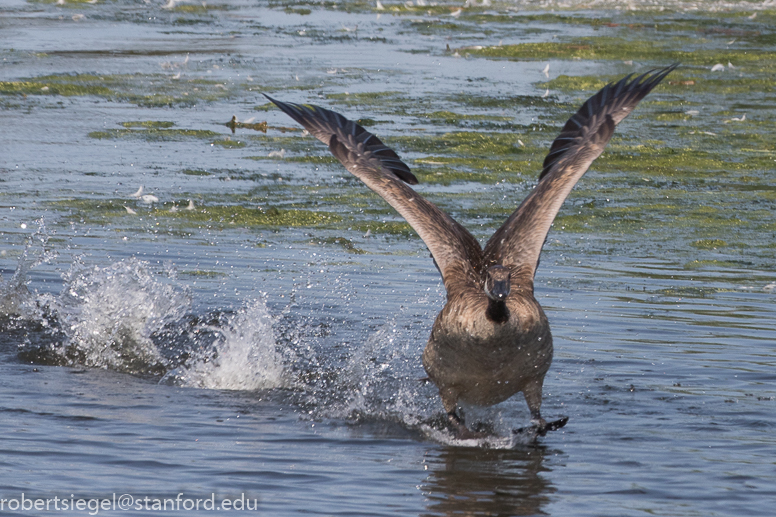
447,412,488,440
513,416,569,438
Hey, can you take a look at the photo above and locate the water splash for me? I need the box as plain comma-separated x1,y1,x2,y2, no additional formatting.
300,308,536,447
52,257,192,374
0,220,57,317
161,299,287,390
301,315,437,433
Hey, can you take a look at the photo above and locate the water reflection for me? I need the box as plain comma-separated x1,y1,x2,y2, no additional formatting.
421,445,554,516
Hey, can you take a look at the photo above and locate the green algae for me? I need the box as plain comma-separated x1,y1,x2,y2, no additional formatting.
323,91,408,108
50,197,344,230
420,111,512,125
226,117,268,133
393,131,528,157
285,6,312,15
162,205,340,228
211,138,246,149
691,239,728,249
0,80,112,97
0,73,233,107
121,121,176,129
88,128,220,141
310,236,366,254
464,37,776,67
351,221,414,238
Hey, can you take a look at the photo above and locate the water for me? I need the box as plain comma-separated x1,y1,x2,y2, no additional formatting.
1,0,775,515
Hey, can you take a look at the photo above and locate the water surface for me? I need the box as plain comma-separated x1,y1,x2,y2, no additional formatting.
1,0,775,515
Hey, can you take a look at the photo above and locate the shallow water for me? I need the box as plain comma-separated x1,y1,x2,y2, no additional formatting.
1,0,775,515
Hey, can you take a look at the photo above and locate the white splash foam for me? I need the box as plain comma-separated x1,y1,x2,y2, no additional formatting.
0,220,57,318
420,425,523,449
162,299,286,390
323,317,432,428
54,257,192,374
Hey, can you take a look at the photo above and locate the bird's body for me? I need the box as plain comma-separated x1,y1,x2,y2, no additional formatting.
423,284,552,407
265,64,675,438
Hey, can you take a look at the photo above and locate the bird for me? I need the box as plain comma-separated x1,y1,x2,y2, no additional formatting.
264,64,676,439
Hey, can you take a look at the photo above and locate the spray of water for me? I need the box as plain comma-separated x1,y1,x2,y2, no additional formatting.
162,299,287,390
0,220,57,317
51,257,192,374
1,229,525,445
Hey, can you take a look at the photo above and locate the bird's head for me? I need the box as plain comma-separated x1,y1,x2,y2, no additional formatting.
484,265,511,302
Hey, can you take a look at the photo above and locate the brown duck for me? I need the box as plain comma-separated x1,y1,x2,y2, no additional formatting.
265,64,676,438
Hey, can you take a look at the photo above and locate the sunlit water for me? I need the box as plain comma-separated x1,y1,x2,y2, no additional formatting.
1,0,775,515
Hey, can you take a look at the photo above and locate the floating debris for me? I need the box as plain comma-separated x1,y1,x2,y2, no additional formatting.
268,149,286,159
711,63,725,72
724,113,746,123
124,206,137,215
226,115,268,134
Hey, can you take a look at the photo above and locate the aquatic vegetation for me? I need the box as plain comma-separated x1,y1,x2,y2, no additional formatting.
226,117,268,133
285,6,312,15
161,205,342,228
211,138,246,149
88,128,221,140
691,239,729,249
420,110,512,125
463,36,776,67
310,236,367,254
0,73,234,107
120,121,176,129
0,80,112,97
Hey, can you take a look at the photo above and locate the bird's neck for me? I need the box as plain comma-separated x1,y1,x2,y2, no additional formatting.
485,299,509,324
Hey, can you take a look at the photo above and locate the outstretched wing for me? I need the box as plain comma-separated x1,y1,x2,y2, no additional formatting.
265,94,483,292
483,64,677,289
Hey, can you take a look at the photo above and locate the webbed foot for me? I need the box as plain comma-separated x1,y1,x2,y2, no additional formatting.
513,416,569,438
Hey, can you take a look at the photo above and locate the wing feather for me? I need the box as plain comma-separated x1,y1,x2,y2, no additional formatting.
265,95,483,292
483,64,677,288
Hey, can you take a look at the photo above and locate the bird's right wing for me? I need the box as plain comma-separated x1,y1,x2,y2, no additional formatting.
482,65,677,288
265,95,483,292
